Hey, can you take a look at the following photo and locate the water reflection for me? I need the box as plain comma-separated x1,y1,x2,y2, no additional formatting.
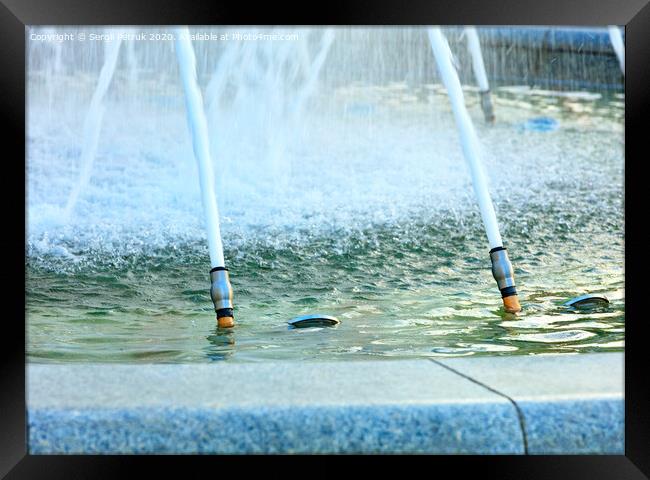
205,327,235,361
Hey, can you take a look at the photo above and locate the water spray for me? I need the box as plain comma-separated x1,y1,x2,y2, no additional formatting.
465,27,495,123
175,27,234,328
608,26,625,75
428,27,521,313
64,32,123,219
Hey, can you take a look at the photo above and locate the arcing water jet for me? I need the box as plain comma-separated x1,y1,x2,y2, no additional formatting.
175,26,234,328
428,27,521,313
64,32,123,220
608,26,625,75
465,27,495,123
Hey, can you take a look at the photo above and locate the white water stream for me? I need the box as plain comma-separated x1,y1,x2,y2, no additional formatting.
428,27,503,249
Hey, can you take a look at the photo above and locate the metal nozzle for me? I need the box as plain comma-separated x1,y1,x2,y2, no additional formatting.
210,267,234,321
490,247,516,298
479,89,495,124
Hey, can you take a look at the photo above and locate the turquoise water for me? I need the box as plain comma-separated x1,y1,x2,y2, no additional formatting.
26,54,624,363
27,225,623,362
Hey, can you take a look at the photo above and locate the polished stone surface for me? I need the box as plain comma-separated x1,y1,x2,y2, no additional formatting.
28,360,522,454
435,353,624,453
27,353,623,454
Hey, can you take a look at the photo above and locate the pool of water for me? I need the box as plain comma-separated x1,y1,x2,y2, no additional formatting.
26,62,624,362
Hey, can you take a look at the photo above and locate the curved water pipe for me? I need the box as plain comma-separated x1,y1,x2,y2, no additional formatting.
608,26,625,75
428,27,521,314
175,27,234,328
465,27,495,124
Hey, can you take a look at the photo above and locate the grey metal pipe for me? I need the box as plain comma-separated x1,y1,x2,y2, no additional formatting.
489,247,520,312
210,267,234,327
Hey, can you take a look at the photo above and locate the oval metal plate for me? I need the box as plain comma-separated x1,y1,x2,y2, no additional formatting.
288,314,340,328
563,294,609,308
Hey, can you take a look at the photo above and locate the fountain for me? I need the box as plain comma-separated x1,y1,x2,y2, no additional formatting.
464,26,495,123
175,26,234,328
24,28,626,453
608,26,625,74
26,26,624,362
63,31,123,220
428,27,520,313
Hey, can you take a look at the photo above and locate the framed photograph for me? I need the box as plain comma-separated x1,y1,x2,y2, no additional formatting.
3,0,648,475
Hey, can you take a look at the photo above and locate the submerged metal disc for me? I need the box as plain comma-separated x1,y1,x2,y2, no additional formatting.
288,314,340,328
563,294,609,309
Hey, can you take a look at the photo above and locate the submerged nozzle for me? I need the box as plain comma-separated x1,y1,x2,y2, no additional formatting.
210,267,234,328
490,247,521,313
479,89,495,124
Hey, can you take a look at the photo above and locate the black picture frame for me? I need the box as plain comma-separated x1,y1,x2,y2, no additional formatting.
3,0,648,476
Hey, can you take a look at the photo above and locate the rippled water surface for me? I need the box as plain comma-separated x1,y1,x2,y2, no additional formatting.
26,41,624,362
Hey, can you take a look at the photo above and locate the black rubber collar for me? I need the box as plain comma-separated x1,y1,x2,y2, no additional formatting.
500,286,518,298
216,308,234,319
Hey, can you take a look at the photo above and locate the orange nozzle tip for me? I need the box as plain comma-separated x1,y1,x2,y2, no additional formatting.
503,295,521,314
217,316,235,328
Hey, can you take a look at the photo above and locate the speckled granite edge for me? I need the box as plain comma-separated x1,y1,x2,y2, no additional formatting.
29,402,524,454
434,352,625,454
27,354,623,454
517,396,624,454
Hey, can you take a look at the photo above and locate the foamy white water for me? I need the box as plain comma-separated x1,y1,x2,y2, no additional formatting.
26,27,623,268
